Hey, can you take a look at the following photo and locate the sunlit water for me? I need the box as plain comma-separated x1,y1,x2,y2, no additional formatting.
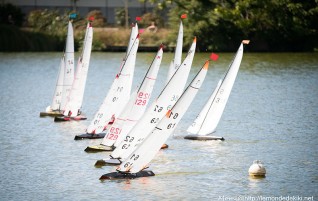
0,51,317,200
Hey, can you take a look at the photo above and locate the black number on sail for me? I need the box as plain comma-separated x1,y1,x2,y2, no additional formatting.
150,118,159,123
124,136,134,142
169,112,179,119
122,143,130,149
117,87,123,92
124,162,133,168
130,154,139,161
167,123,176,129
154,105,163,112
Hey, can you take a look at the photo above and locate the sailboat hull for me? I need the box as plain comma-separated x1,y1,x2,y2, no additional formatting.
54,115,87,122
99,170,155,180
184,134,224,141
95,158,121,167
84,144,113,152
74,133,106,140
39,111,63,117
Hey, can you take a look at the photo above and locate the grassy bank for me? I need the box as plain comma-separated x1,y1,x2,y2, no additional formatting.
0,24,172,52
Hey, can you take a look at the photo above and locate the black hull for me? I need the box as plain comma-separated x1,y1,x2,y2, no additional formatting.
184,134,224,141
95,158,121,167
100,170,155,180
84,144,113,153
74,133,106,140
54,116,87,122
39,111,63,117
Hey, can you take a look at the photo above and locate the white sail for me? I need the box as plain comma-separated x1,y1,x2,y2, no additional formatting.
111,37,197,160
166,20,183,83
186,79,222,134
86,29,139,134
60,20,75,111
127,23,138,56
49,56,65,111
117,60,209,173
188,42,245,135
63,22,93,117
101,46,163,147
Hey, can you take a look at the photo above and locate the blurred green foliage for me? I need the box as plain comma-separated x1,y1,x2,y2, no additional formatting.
147,0,318,51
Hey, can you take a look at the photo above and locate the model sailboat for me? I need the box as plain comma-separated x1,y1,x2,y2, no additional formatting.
75,20,140,140
95,37,197,166
165,14,185,83
54,17,94,122
85,45,163,152
40,14,75,117
100,55,216,180
185,40,249,140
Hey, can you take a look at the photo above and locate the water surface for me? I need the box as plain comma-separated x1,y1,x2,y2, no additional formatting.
0,52,317,200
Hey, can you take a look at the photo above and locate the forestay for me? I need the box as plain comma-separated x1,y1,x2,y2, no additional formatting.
86,25,139,134
188,41,246,135
101,46,163,147
110,37,197,160
63,21,93,117
117,60,209,173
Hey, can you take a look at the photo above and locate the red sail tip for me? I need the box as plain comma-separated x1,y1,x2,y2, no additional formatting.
159,44,164,50
88,16,94,22
181,14,187,19
136,16,141,21
210,53,219,61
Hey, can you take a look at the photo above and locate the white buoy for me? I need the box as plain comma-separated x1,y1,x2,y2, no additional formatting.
248,160,266,178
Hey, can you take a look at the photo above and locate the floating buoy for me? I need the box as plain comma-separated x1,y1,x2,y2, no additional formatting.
248,160,266,178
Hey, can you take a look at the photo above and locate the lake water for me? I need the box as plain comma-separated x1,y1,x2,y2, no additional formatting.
0,51,317,201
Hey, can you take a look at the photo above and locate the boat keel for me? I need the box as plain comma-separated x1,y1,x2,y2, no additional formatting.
99,170,155,180
184,134,224,141
54,115,87,122
95,158,121,167
74,133,106,140
84,144,113,152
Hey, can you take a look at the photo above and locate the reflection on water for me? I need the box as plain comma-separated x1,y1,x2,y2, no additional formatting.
0,52,317,200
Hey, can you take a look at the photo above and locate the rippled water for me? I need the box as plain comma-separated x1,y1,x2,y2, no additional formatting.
0,52,317,200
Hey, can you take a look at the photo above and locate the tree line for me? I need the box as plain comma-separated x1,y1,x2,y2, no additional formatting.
146,0,318,51
1,1,317,52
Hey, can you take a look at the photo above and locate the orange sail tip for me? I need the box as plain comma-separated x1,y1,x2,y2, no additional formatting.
181,14,187,19
166,110,172,118
242,40,250,44
203,60,209,70
210,53,219,61
88,16,94,22
193,36,197,43
136,16,142,21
